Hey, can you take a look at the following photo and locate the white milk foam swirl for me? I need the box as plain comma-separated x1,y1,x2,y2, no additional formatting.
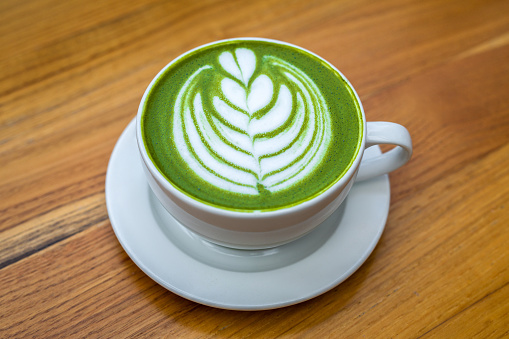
173,48,331,195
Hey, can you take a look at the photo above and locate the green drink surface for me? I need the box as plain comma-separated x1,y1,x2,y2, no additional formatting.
141,39,363,211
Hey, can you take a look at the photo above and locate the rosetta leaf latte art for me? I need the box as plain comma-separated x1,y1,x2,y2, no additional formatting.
172,47,332,195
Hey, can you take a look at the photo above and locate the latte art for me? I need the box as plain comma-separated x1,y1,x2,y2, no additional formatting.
141,40,363,210
173,48,331,195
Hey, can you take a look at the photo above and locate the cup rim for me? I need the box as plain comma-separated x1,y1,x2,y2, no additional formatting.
136,37,367,217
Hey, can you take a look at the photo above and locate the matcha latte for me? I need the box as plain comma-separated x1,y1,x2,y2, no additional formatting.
140,39,363,211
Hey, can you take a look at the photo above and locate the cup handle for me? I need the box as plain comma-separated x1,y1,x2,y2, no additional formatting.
356,122,413,181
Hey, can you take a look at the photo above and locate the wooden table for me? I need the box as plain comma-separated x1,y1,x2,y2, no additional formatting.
2,0,508,337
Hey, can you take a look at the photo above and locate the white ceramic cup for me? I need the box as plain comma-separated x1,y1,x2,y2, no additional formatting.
136,38,412,249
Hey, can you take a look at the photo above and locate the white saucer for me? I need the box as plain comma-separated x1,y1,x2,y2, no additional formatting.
105,119,391,311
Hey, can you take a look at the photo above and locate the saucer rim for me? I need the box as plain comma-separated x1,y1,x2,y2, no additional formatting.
105,119,390,310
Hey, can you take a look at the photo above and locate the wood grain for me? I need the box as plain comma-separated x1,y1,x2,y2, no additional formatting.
1,0,508,337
